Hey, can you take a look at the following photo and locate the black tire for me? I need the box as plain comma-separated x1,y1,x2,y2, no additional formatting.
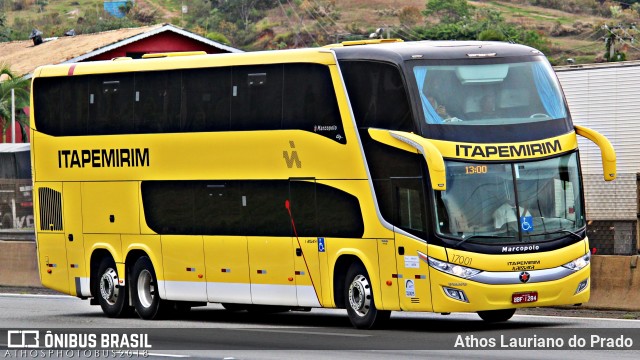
94,258,132,318
477,309,516,322
344,262,390,329
131,256,165,320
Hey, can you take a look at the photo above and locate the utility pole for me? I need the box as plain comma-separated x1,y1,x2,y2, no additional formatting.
11,88,15,143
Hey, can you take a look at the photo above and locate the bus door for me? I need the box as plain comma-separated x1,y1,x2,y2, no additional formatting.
35,182,69,294
246,181,298,306
391,177,433,311
62,182,88,297
289,179,322,307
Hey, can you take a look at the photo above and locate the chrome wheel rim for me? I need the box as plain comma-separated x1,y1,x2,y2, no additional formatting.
348,274,371,317
137,269,154,309
99,268,119,305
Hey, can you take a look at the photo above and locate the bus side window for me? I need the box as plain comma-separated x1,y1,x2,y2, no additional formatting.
195,181,244,235
316,183,364,238
283,63,345,143
182,67,231,132
33,76,88,136
141,181,195,234
134,71,182,133
231,64,283,131
89,74,134,135
392,178,427,238
340,61,415,132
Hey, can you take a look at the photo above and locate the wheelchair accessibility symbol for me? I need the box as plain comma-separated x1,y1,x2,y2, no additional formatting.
318,237,325,253
520,216,534,232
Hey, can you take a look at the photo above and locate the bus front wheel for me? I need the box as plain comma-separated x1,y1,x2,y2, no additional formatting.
131,256,165,320
477,308,516,322
95,258,132,318
344,262,390,329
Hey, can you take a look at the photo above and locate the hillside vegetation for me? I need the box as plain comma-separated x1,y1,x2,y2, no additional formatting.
1,0,639,64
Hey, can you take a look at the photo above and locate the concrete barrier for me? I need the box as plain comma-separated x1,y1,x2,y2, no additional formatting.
588,255,640,311
0,240,41,287
0,242,639,311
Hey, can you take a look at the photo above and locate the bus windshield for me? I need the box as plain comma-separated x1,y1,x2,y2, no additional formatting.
411,58,567,126
434,152,584,244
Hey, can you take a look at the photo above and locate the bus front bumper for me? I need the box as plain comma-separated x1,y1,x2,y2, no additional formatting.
430,265,590,313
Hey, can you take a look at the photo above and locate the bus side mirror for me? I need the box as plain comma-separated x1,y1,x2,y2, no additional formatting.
368,129,446,191
574,125,616,181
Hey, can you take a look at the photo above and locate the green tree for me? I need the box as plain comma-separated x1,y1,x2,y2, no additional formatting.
422,0,473,24
478,29,506,41
213,0,278,30
0,65,30,143
0,12,10,42
413,4,550,54
399,6,422,27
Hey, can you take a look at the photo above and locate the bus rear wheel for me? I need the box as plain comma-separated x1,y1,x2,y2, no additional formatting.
477,309,516,322
95,258,132,318
131,256,165,320
344,262,390,329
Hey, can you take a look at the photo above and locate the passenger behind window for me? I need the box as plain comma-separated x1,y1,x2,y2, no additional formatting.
479,93,497,118
428,96,461,123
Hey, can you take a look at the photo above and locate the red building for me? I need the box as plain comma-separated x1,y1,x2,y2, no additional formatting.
1,23,240,76
0,23,240,143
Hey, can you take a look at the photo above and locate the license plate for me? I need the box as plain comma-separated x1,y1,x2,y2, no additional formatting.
512,291,538,304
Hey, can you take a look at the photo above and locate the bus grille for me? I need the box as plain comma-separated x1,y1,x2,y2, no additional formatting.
38,187,63,231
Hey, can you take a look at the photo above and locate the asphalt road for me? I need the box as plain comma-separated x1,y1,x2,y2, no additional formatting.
1,293,639,359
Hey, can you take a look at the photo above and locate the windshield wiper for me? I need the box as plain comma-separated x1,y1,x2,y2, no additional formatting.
455,234,515,248
527,229,582,240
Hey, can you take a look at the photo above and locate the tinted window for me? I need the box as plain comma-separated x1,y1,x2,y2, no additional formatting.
340,61,415,132
283,63,345,143
231,64,283,131
289,179,317,236
182,67,231,132
141,181,195,234
134,71,182,133
33,63,344,143
194,181,244,235
33,76,88,136
393,177,427,238
315,182,365,237
88,73,134,135
359,133,428,236
142,180,364,238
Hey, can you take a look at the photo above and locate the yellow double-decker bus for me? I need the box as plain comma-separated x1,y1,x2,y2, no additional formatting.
30,40,615,329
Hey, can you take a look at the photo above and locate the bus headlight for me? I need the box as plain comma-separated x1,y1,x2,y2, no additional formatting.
562,253,591,271
427,256,481,279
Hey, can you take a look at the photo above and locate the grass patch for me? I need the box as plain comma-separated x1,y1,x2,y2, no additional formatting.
621,313,640,320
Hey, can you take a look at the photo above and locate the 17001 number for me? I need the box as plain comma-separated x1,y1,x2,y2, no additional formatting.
451,254,472,266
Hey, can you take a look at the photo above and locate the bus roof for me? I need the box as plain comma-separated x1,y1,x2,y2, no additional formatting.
33,48,337,78
332,40,543,63
32,40,543,79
